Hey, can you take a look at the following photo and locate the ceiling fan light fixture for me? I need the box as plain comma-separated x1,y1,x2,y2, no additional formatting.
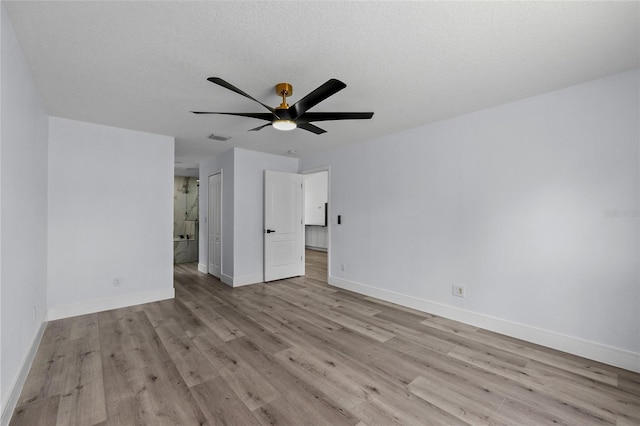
272,119,297,131
193,77,373,135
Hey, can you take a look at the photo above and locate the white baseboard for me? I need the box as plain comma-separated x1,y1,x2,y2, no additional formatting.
328,276,640,373
197,263,207,273
305,246,328,252
220,273,233,287
1,321,47,426
217,272,263,288
232,273,263,287
47,288,175,321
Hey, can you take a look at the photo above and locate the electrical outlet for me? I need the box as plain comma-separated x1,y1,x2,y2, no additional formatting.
113,278,121,287
340,263,346,272
452,284,465,298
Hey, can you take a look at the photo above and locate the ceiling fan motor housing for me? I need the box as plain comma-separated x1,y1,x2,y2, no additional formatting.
275,82,293,96
275,82,293,109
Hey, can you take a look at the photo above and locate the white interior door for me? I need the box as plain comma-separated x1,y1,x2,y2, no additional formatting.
208,172,222,278
264,170,304,282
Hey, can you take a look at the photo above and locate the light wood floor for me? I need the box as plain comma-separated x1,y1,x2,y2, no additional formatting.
10,249,640,425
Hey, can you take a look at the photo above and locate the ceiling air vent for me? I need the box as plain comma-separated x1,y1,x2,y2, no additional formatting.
207,133,231,142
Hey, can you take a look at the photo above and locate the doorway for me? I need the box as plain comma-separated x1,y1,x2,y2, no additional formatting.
303,168,330,281
173,176,199,264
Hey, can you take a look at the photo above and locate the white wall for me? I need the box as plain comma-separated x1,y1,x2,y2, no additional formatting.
305,226,328,251
300,70,640,371
199,148,234,279
304,171,328,225
47,118,174,318
0,3,49,418
304,171,328,250
198,148,298,286
233,148,298,284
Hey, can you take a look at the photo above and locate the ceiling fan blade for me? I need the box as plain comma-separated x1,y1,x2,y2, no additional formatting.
207,77,277,115
190,111,275,121
289,79,347,119
249,123,272,132
298,112,374,122
297,122,327,135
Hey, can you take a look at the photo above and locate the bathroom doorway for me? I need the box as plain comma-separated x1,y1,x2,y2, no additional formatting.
173,175,199,264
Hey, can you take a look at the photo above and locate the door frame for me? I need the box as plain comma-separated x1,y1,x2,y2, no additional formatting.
301,166,331,280
208,170,223,278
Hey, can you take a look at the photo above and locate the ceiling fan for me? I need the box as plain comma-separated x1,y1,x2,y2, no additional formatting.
191,77,374,134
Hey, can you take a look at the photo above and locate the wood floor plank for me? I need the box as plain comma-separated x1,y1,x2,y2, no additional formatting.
157,298,210,336
392,335,616,425
9,395,59,426
16,339,67,407
270,288,395,342
128,332,172,368
408,375,507,426
213,305,291,354
446,340,529,378
328,329,428,387
274,346,365,410
16,320,72,407
272,320,355,366
154,318,220,387
523,360,639,424
190,328,239,370
139,360,207,425
271,387,358,426
186,300,247,342
98,313,138,355
274,341,447,426
472,328,619,386
56,336,106,426
332,355,468,426
252,396,338,426
101,348,157,425
260,293,345,332
619,371,640,397
126,310,166,352
494,397,574,426
96,305,137,324
69,313,100,341
373,309,435,332
225,336,359,426
10,251,640,425
218,354,281,411
190,376,261,425
139,301,172,328
175,283,229,311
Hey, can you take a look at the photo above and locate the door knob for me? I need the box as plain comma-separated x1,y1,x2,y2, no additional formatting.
265,229,276,233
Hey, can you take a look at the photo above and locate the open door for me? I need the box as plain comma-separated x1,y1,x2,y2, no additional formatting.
264,170,304,282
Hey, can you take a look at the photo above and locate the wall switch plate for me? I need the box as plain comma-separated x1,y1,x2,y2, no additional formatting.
452,284,465,298
113,278,121,287
340,263,346,272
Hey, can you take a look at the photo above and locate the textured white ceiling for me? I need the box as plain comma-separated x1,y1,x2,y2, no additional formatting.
4,1,639,174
